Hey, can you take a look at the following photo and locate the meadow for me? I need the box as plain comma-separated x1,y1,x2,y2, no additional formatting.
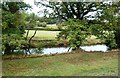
25,30,60,40
3,50,118,76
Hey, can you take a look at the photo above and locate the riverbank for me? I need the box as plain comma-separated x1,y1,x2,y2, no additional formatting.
3,50,119,76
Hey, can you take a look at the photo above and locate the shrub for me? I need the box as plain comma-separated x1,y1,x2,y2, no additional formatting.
38,22,47,27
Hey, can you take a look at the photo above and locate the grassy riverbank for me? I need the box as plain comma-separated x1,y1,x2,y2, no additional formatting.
3,50,119,76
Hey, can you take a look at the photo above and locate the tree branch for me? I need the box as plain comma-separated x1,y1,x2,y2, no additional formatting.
69,3,77,17
28,29,37,44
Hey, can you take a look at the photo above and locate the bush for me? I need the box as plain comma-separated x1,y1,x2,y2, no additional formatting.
38,22,47,27
2,34,28,55
105,31,117,49
98,30,117,49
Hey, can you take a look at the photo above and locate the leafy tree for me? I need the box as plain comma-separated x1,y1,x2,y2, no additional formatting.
96,1,120,49
58,19,89,50
86,1,120,49
2,2,31,55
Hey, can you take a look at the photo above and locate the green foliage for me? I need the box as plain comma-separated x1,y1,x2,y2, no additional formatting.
24,13,40,28
31,42,45,54
88,24,102,35
96,2,120,49
2,34,28,49
39,17,58,24
2,2,31,55
88,23,117,49
2,2,31,14
2,12,24,31
58,19,88,50
38,22,47,27
84,2,120,49
98,31,117,49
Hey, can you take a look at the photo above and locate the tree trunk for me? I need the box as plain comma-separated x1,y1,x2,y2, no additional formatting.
26,29,37,55
115,30,120,48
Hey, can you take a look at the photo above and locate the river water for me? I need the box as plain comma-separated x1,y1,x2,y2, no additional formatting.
30,44,108,55
3,44,108,55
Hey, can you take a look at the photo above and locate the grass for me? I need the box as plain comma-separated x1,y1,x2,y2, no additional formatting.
25,30,60,40
3,50,119,76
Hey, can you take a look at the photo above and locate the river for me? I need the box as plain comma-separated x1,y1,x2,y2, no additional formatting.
30,44,108,55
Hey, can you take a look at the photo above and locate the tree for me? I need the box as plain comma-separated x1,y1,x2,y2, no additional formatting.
35,1,101,20
97,1,120,49
86,1,120,49
2,2,31,55
58,19,89,50
23,12,45,55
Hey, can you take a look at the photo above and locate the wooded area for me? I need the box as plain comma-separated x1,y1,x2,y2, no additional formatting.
1,0,120,76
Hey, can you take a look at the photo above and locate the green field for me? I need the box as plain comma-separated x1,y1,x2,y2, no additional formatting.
25,30,60,40
3,51,118,76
